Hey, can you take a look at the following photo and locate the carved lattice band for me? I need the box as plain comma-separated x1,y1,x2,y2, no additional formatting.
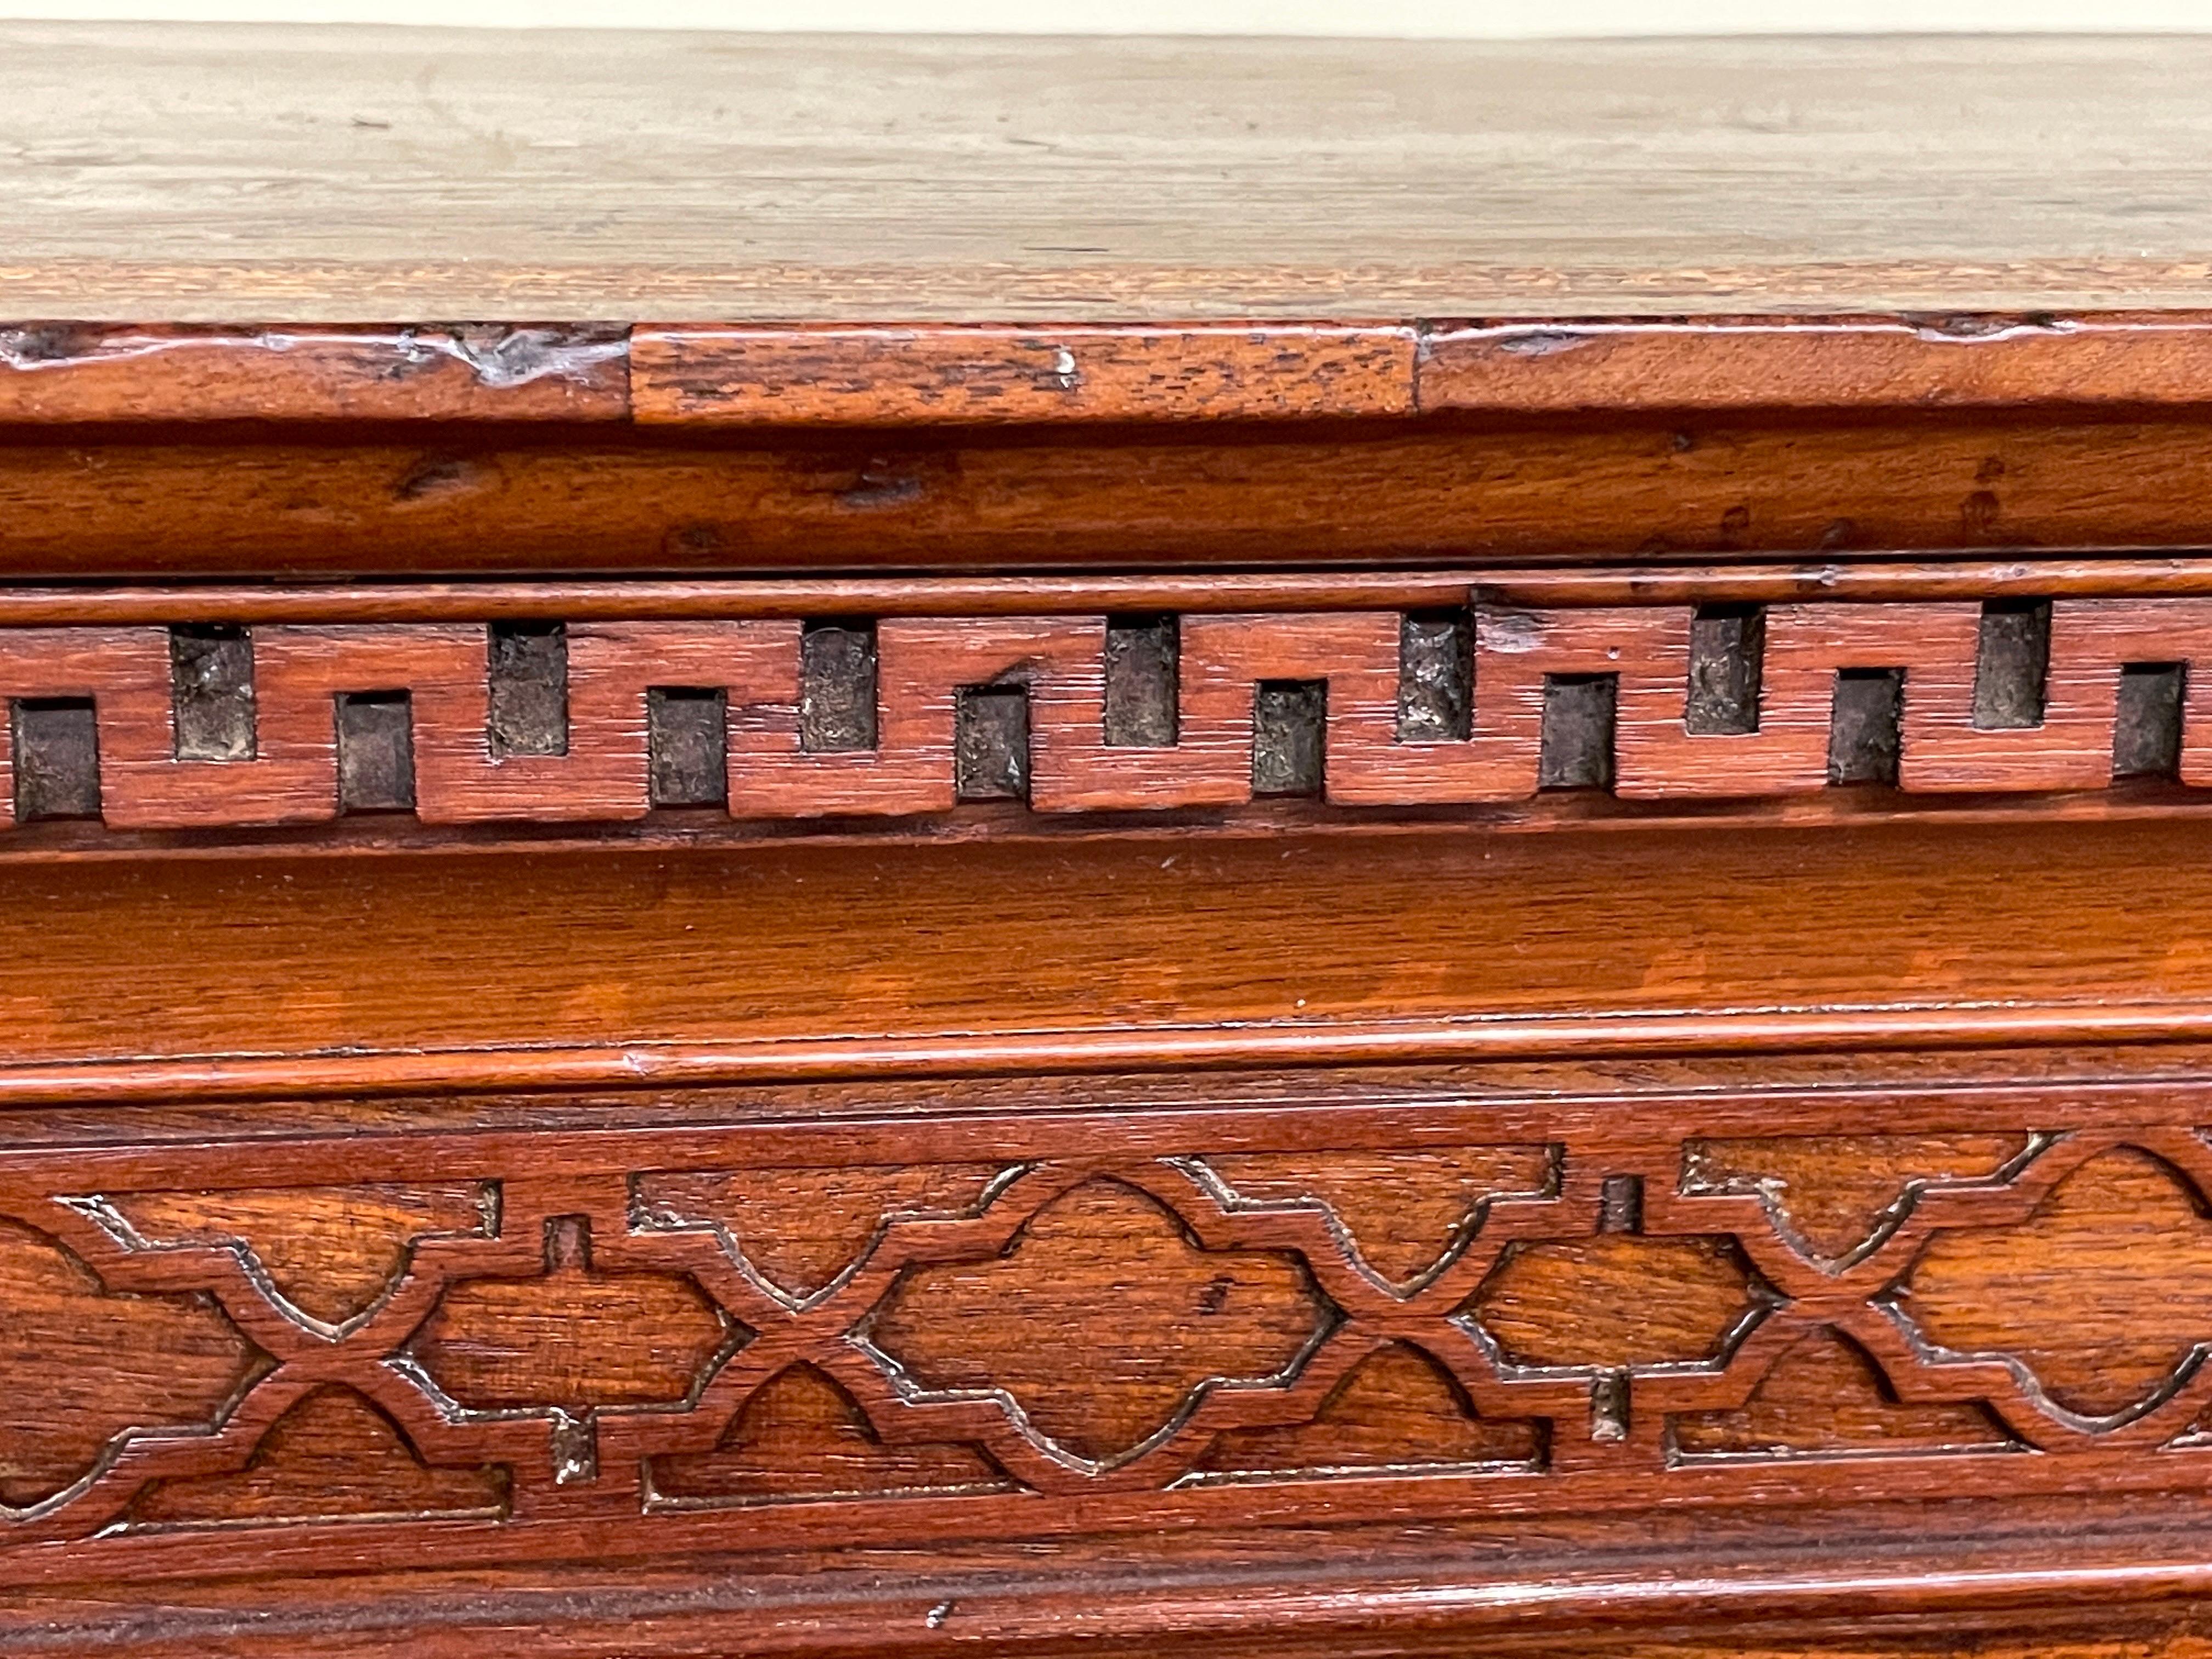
4,1084,2211,1584
0,598,2204,830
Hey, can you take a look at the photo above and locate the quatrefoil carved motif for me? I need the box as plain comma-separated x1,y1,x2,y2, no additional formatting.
1894,1146,2212,1423
865,1177,1330,1464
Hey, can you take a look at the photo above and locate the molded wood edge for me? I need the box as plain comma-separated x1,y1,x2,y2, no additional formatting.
19,1544,2212,1657
633,314,2212,425
3,1001,2210,1106
4,560,2212,628
1418,314,2212,415
627,324,1420,424
0,324,630,422
13,315,2212,424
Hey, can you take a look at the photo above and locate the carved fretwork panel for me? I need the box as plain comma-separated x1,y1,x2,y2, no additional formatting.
8,1089,2212,1583
633,1164,1011,1302
1468,1236,1769,1369
1681,1135,2035,1264
408,1217,740,1417
101,1181,494,1330
17,591,2212,833
1193,1147,1555,1288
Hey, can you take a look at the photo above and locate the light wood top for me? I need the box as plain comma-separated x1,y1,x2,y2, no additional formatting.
6,24,2212,321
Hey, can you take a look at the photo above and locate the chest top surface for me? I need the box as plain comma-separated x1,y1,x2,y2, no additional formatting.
2,23,2211,321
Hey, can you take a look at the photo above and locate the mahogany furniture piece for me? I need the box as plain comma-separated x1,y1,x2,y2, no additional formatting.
15,22,2212,1658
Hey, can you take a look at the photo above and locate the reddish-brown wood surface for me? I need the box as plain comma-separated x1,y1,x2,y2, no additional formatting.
14,412,2212,578
18,1053,2212,1657
21,34,2212,1644
16,496,2212,1659
0,324,629,422
19,316,2212,429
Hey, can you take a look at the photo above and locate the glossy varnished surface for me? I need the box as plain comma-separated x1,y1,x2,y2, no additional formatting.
13,26,2212,1653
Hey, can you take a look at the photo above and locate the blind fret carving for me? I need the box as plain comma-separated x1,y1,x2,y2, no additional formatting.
4,1093,2212,1583
8,596,2212,832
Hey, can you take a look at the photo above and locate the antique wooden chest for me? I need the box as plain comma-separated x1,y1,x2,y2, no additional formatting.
10,22,2212,1659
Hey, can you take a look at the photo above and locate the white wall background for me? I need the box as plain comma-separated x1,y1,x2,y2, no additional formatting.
3,1,2210,32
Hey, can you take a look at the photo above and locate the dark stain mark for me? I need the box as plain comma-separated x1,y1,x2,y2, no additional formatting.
336,692,415,812
800,621,878,752
836,470,928,510
1398,610,1472,743
664,523,727,558
1598,1175,1645,1235
1253,680,1326,797
1829,669,1904,786
1538,674,1617,791
171,624,255,761
1685,605,1763,735
10,698,99,820
2115,663,2187,780
1104,615,1179,747
1591,1370,1630,1442
956,684,1031,801
1972,599,2051,730
648,689,728,808
487,623,568,758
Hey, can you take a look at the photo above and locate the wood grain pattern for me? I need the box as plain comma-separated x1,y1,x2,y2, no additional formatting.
866,1178,1328,1465
0,325,628,422
634,1164,1007,1300
1471,1236,1763,1372
2,813,2211,1090
109,1182,490,1327
1190,1342,1546,1479
630,325,1417,424
1418,317,2212,416
13,27,2212,319
1669,1329,2017,1460
15,317,2212,428
1897,1148,2212,1423
0,1216,260,1513
125,1386,508,1528
1196,1147,1555,1286
646,1362,1013,1506
21,31,2212,1645
21,416,2212,579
